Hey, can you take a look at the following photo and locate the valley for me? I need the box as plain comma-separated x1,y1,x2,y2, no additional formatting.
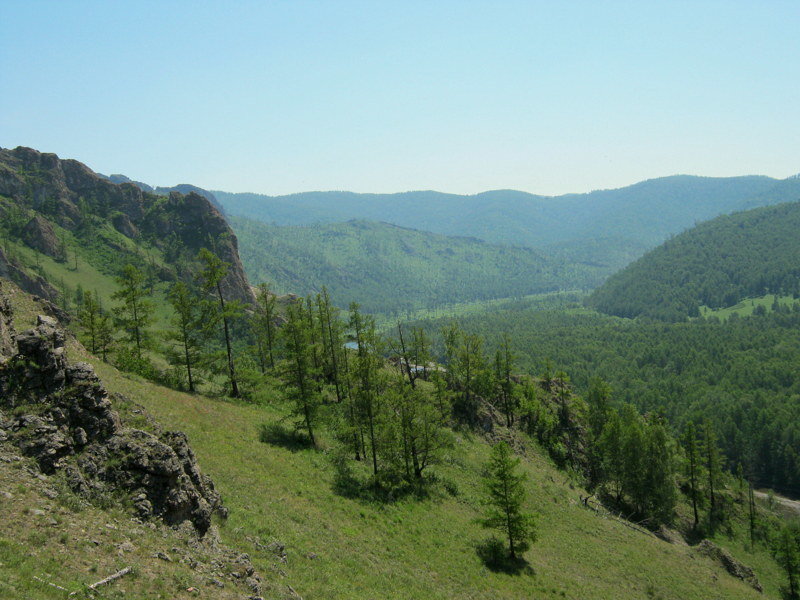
0,146,799,600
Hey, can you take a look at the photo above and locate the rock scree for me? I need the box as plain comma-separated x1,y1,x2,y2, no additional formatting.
694,539,762,592
0,304,225,535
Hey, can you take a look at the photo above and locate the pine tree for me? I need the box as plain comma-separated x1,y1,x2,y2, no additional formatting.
111,264,153,361
479,441,537,560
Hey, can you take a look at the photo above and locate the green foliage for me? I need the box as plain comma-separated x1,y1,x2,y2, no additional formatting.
165,281,204,392
597,406,677,524
196,248,243,398
411,305,800,496
588,201,800,321
111,264,153,361
479,442,537,559
777,524,800,600
232,217,603,314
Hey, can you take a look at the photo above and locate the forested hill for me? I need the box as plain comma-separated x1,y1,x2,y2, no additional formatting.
587,199,800,321
231,216,604,314
214,175,799,272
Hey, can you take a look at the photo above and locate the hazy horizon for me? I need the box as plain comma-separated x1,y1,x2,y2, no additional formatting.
2,1,798,196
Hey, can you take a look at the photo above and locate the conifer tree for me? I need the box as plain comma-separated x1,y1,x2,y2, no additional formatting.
252,282,278,373
78,290,102,354
349,302,384,476
317,287,344,401
197,248,242,398
702,419,723,525
167,281,203,392
777,526,800,600
96,312,114,363
494,333,516,427
479,441,537,559
683,422,702,529
283,298,321,446
111,264,153,361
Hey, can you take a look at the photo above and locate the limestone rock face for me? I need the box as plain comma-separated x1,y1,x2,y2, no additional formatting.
0,300,224,534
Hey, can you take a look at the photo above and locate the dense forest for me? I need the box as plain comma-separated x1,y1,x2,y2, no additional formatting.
408,304,800,497
231,216,603,314
588,201,800,321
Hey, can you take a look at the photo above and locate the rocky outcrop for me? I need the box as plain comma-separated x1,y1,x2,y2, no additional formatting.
695,539,762,592
21,215,63,259
0,247,59,302
0,147,255,305
0,291,13,360
0,305,225,535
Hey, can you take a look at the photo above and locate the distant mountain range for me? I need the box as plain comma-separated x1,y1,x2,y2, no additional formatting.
212,175,800,271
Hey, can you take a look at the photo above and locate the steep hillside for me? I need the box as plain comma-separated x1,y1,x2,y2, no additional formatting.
231,217,603,313
0,146,252,307
0,282,270,599
587,201,800,321
0,283,784,600
214,175,797,271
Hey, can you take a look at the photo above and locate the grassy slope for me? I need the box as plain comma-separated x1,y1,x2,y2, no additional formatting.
0,286,259,600
2,285,786,599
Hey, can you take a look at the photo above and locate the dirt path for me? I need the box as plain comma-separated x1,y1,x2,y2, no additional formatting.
754,490,800,515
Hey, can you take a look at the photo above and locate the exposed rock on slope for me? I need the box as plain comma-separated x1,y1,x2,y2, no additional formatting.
0,301,225,535
695,540,762,592
0,246,59,302
0,146,254,304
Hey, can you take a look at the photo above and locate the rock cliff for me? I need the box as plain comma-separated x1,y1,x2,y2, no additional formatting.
0,146,254,305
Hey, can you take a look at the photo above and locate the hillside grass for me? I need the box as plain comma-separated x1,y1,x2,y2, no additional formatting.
699,293,798,321
2,286,787,599
372,290,588,328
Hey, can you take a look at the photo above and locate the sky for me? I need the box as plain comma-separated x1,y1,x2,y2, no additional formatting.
1,1,798,196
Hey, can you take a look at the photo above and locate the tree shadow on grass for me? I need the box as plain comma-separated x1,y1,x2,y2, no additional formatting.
331,456,433,504
258,422,314,452
476,537,535,576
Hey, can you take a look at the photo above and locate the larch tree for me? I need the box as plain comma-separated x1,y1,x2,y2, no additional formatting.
283,298,321,446
683,421,702,529
111,264,153,361
196,248,242,398
252,282,278,373
167,281,203,393
78,290,102,354
479,441,537,560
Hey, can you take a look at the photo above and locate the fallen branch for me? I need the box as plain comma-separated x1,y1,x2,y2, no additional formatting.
287,584,304,600
69,566,133,595
33,575,69,592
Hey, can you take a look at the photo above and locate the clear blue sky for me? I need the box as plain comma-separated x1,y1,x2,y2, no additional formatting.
1,1,798,196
